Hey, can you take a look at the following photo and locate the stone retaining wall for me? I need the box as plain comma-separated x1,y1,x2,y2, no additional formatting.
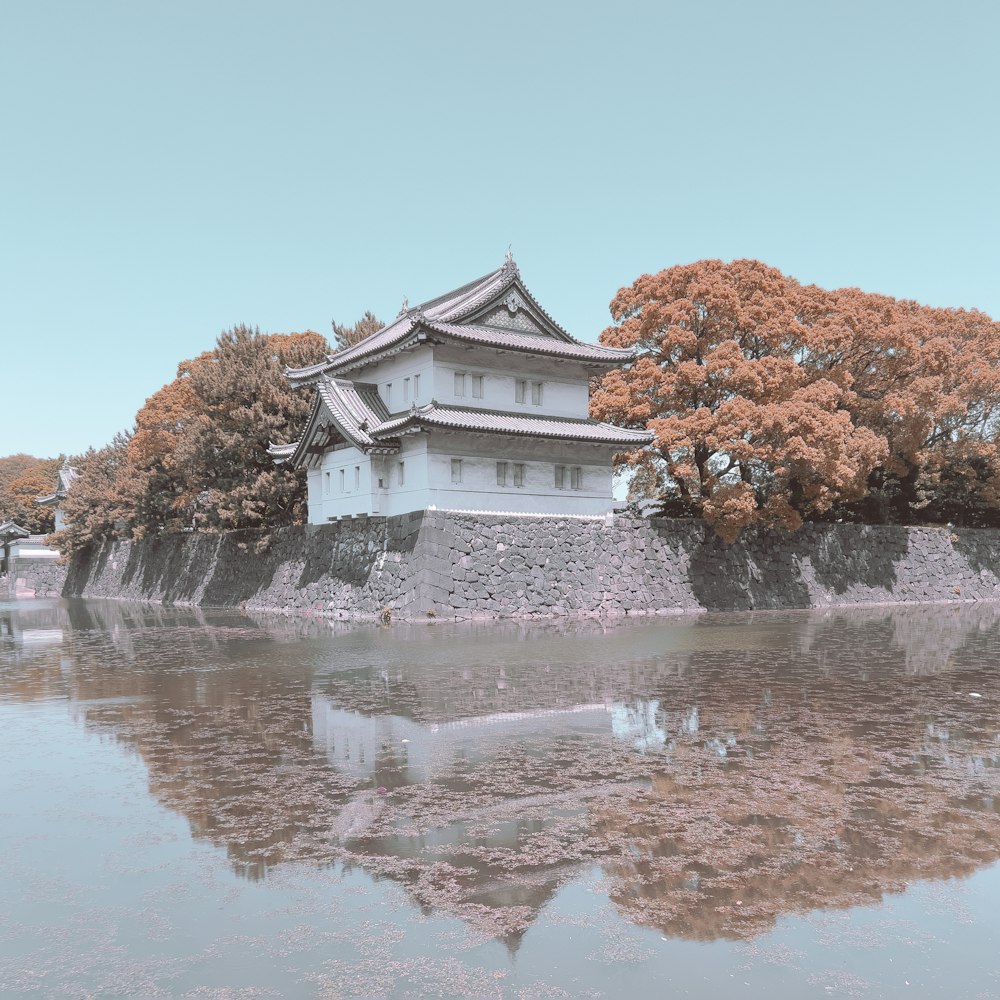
5,557,69,599
61,512,1000,619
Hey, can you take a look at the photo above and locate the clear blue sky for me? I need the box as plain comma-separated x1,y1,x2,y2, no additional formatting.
2,0,998,458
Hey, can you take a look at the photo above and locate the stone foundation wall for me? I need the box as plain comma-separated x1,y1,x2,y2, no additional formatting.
5,557,69,599
65,511,1000,618
62,512,1000,619
63,516,424,616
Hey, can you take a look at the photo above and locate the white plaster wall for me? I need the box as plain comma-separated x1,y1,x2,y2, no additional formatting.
9,539,61,560
425,433,615,516
350,346,434,414
352,343,593,418
431,358,589,418
310,444,376,521
307,429,618,522
380,436,434,517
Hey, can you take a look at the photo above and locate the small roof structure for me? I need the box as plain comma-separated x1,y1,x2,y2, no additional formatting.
35,459,78,508
0,521,30,542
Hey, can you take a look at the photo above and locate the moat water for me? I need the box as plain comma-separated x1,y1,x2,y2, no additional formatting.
2,598,1000,998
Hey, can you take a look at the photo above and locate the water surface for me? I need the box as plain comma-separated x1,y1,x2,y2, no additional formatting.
2,598,1000,997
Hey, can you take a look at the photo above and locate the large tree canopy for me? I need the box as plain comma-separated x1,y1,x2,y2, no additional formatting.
592,260,1000,540
172,326,329,533
55,326,330,554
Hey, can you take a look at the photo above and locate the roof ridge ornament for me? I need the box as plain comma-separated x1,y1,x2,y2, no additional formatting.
398,295,409,315
502,246,519,277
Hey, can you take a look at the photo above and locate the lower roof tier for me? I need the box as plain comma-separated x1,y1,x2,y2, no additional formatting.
269,379,652,469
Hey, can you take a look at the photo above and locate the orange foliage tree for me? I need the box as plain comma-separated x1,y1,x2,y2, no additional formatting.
591,259,1000,539
126,369,205,536
56,434,140,553
54,327,330,554
592,260,886,540
0,454,62,533
170,326,329,533
861,302,1000,523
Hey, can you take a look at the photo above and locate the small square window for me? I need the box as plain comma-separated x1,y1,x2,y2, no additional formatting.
531,381,543,405
451,459,463,484
571,466,582,490
496,462,507,486
513,463,525,488
515,379,527,404
554,465,566,489
472,374,483,398
454,372,466,397
398,461,405,486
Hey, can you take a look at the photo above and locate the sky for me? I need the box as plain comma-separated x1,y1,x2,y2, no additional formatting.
2,0,998,459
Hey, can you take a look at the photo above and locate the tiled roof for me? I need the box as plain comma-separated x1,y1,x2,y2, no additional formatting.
317,379,388,448
269,378,399,465
0,520,30,540
287,315,417,384
417,263,517,323
285,259,634,382
272,377,652,465
372,403,653,446
424,322,633,363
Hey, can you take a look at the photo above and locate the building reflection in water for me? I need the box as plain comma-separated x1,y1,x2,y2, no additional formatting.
2,597,1000,947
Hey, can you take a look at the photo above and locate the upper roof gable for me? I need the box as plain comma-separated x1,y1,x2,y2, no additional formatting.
411,263,511,320
456,279,574,342
285,257,634,383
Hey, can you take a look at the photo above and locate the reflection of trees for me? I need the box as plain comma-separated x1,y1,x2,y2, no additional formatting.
3,600,1000,943
594,659,1000,941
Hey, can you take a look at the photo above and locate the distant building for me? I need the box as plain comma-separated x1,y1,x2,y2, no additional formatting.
0,521,29,576
270,257,652,521
0,525,63,599
34,459,78,530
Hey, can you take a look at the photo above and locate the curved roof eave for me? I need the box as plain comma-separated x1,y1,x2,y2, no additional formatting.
272,378,401,467
370,403,653,446
423,321,635,365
